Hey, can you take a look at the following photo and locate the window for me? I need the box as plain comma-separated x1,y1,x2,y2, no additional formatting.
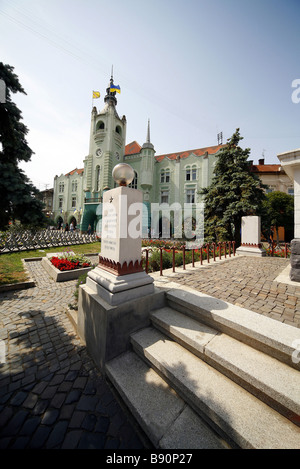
186,166,196,181
72,180,78,192
288,188,294,196
129,171,138,189
186,189,195,204
96,121,105,130
72,196,76,208
161,169,170,183
116,125,122,135
59,197,63,208
161,191,169,204
59,182,64,193
96,166,101,191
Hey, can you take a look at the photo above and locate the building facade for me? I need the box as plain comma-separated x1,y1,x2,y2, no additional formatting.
52,75,223,236
52,75,292,237
250,159,294,195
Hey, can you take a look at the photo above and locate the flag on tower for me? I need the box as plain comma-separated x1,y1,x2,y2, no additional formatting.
93,91,100,99
110,84,121,94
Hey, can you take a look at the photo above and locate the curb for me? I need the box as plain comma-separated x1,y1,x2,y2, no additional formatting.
0,258,39,293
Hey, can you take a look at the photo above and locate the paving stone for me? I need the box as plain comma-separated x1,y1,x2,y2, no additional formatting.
0,259,144,449
46,420,69,448
3,256,298,449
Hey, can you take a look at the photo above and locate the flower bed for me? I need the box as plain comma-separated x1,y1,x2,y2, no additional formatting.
42,251,93,282
50,256,91,271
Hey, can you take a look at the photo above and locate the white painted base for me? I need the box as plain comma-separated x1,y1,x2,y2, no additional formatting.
236,246,266,257
86,266,155,305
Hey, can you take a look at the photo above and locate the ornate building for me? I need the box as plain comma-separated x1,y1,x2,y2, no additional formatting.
52,74,224,235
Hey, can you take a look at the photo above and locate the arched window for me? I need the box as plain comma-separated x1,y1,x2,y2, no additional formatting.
129,171,138,189
116,125,122,135
72,180,78,192
186,165,197,181
96,121,105,131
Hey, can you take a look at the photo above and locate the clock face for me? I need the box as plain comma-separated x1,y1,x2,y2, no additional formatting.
96,148,102,157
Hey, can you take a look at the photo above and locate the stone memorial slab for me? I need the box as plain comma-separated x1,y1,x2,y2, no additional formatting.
236,216,266,257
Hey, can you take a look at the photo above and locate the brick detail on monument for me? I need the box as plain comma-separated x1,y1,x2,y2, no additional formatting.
99,255,143,276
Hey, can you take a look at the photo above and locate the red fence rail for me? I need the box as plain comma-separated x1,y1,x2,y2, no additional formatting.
142,241,236,276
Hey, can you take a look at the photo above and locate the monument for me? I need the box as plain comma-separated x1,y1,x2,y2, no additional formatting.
86,163,154,305
277,149,300,281
236,215,266,257
77,163,163,370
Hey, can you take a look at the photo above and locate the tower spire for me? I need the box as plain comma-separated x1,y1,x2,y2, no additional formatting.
104,66,117,106
146,118,151,143
142,118,154,150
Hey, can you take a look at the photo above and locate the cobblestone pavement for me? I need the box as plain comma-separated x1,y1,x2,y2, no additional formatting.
0,261,147,449
169,256,300,329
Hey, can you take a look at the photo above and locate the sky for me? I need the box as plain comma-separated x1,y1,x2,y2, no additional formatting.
1,0,300,190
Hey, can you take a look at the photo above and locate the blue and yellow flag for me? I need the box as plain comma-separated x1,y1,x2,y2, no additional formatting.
110,84,121,94
93,91,100,99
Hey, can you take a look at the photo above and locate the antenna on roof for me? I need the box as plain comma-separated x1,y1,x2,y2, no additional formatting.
217,132,223,145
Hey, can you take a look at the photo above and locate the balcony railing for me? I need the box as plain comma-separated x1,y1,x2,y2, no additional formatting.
84,197,102,203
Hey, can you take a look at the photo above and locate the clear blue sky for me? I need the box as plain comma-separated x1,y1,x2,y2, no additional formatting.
1,0,300,189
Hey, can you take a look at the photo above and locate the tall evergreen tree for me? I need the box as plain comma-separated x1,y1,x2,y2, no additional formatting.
0,63,46,230
202,128,266,245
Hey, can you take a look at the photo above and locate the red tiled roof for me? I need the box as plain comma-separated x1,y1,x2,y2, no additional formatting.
155,144,224,162
65,168,84,176
125,141,142,155
251,164,283,174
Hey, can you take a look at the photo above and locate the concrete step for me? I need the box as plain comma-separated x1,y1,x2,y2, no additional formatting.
166,288,300,371
151,306,300,425
131,326,300,449
105,350,230,449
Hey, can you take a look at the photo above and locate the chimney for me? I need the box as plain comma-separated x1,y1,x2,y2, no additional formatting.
258,158,264,165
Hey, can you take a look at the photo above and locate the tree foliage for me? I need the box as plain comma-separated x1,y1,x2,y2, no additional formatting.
261,191,294,243
0,63,46,230
202,129,266,245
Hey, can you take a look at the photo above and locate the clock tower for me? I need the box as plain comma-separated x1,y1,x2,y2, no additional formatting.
81,73,126,230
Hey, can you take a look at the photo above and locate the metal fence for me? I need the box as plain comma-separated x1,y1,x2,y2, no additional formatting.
142,241,236,276
0,229,99,254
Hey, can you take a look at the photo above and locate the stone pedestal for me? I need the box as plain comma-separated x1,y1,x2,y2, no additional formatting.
77,169,158,371
91,185,154,305
236,216,266,257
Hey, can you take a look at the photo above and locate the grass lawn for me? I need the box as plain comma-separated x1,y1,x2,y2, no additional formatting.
0,242,100,286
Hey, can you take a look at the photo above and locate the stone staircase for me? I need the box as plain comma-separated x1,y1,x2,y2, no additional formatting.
105,287,300,449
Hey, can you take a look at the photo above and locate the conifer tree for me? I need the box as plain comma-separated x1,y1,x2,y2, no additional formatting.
0,63,46,230
202,129,266,245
